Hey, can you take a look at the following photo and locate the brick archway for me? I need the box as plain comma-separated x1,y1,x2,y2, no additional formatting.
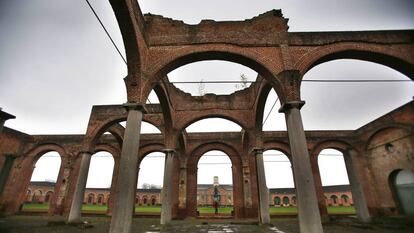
297,45,414,80
142,49,285,104
187,142,244,218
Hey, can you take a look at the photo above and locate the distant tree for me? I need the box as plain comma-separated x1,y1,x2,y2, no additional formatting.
235,74,248,90
141,183,161,189
198,79,206,96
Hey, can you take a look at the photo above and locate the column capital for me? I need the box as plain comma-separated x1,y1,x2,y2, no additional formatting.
162,149,176,154
278,100,305,113
78,151,93,155
122,102,147,113
251,147,264,155
0,109,15,121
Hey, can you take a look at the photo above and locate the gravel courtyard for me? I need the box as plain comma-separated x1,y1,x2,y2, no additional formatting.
0,216,413,233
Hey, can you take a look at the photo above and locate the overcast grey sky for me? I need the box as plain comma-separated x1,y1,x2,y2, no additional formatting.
1,0,414,188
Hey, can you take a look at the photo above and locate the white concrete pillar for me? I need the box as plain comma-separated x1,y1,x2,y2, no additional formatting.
68,151,92,222
109,104,145,233
253,148,270,224
161,149,175,224
280,101,324,233
344,149,371,223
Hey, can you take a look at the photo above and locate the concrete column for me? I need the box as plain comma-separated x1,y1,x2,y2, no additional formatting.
252,148,270,224
242,161,252,208
344,149,371,223
107,158,120,215
310,155,329,222
109,104,145,233
161,149,175,224
280,101,324,233
178,164,187,213
67,151,92,222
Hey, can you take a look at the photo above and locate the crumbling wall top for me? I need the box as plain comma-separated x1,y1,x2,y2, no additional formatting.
144,10,289,46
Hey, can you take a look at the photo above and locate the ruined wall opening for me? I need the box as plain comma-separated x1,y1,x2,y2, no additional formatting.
317,149,355,214
302,59,414,130
261,89,286,131
263,149,296,214
84,151,114,212
136,151,165,213
197,150,233,216
119,120,162,134
186,118,242,133
23,151,61,212
167,61,257,96
389,169,414,215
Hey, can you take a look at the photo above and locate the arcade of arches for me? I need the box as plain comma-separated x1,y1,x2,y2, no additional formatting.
0,2,414,233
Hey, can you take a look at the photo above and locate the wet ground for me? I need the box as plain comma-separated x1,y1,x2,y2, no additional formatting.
0,215,413,233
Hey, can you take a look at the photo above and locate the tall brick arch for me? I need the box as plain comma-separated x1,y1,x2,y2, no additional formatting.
310,140,356,158
187,142,244,218
176,114,248,133
2,144,66,214
142,48,285,104
297,44,414,80
263,141,292,159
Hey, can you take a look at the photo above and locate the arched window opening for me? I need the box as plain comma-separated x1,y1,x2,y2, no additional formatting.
23,151,61,212
119,121,162,134
168,61,257,96
274,196,281,206
302,59,414,130
318,149,349,186
331,195,338,205
283,196,290,206
262,88,286,131
44,191,53,203
292,196,297,205
390,170,414,215
97,194,104,205
263,149,295,213
341,194,349,204
263,150,294,188
197,150,233,215
87,194,95,204
84,151,114,212
186,118,242,133
318,149,355,214
136,152,165,212
146,90,161,104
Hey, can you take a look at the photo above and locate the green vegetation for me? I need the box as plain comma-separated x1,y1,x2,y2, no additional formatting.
327,206,356,214
21,204,355,215
197,206,233,214
82,204,108,212
21,203,49,211
268,206,356,215
269,206,298,214
134,205,161,213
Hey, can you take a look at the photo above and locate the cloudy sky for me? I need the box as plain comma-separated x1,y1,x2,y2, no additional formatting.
1,0,414,190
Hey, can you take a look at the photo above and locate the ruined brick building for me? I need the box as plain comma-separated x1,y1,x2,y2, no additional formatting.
0,1,413,233
25,180,353,208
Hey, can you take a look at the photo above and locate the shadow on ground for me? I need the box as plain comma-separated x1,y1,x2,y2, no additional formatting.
0,216,413,233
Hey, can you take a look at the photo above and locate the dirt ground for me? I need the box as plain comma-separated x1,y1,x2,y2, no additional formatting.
0,215,413,233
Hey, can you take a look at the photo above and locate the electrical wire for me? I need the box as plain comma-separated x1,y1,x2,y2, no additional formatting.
84,0,127,65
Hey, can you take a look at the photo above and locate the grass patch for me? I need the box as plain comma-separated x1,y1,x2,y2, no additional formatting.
269,206,298,214
327,206,355,214
197,206,233,214
81,204,107,212
21,203,49,211
134,205,161,213
269,206,356,214
21,203,355,215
